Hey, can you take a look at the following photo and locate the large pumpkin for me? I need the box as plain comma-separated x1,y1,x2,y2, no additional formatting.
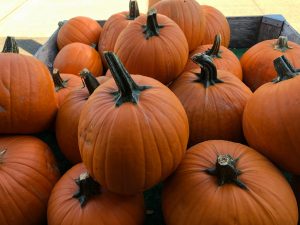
163,140,298,225
0,136,60,225
243,55,300,174
57,16,102,50
48,163,144,225
78,52,189,195
114,8,188,85
170,53,252,146
0,53,57,134
240,36,300,91
153,0,206,51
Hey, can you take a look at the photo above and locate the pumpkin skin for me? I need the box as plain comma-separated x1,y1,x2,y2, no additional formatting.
78,52,189,195
170,54,252,146
57,16,102,50
240,36,300,91
243,56,300,174
201,5,230,47
153,0,206,51
0,136,60,225
162,140,298,225
48,163,145,225
0,53,57,134
114,9,188,85
53,42,103,76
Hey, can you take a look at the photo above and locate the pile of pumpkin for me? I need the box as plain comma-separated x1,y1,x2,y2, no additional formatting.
1,0,300,224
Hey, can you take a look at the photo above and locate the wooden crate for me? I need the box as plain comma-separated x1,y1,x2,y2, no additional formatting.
35,14,300,65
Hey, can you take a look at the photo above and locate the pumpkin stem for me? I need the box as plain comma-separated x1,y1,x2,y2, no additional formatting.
104,51,150,107
80,68,100,95
205,34,222,58
58,20,67,28
191,53,223,88
2,36,19,53
273,36,292,52
205,154,247,189
142,8,164,40
128,0,140,20
73,172,101,207
273,55,299,83
52,68,68,91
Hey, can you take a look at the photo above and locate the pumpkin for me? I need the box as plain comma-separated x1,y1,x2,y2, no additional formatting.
153,0,206,51
2,36,19,53
170,53,252,146
56,69,109,164
0,53,57,134
186,34,242,80
201,5,230,47
98,0,140,69
53,42,103,76
240,36,300,91
57,16,102,50
48,163,144,225
114,8,188,85
243,55,300,174
78,52,189,195
162,140,298,225
0,136,60,225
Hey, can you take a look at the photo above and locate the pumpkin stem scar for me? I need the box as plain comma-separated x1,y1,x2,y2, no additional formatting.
127,0,140,20
142,8,164,40
273,36,293,52
73,172,101,207
205,34,223,58
80,68,100,95
2,36,19,53
273,55,299,83
51,68,68,92
104,51,151,107
191,53,224,87
204,154,248,190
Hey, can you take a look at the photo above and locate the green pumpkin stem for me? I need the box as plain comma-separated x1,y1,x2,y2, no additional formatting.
273,55,299,83
142,8,164,40
273,36,292,52
104,51,150,107
191,53,223,87
80,69,100,95
73,172,101,207
205,154,247,189
128,0,140,20
205,34,222,58
2,36,19,53
58,20,67,28
52,68,68,91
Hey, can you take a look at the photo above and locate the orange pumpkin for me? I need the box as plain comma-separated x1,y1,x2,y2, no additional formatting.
78,52,189,195
163,140,298,225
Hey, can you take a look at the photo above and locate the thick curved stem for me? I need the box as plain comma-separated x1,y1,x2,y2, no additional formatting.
191,53,223,87
273,36,292,52
205,34,222,58
80,69,100,95
2,36,19,53
128,0,140,20
273,55,298,83
52,68,67,91
142,8,164,40
205,154,247,189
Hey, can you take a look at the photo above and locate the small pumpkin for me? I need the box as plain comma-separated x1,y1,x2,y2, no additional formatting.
48,163,145,225
163,140,298,225
2,36,19,53
78,52,189,195
57,16,102,50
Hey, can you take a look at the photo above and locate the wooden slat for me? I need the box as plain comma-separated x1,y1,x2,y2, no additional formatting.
281,20,300,44
257,14,285,42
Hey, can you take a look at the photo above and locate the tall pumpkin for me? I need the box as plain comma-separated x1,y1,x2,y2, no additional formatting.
114,8,189,85
0,136,60,225
78,52,189,195
153,0,206,51
163,140,298,225
243,55,300,174
170,53,252,146
0,53,57,134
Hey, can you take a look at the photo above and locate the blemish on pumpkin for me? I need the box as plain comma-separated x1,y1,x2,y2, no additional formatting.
0,105,5,112
0,149,7,163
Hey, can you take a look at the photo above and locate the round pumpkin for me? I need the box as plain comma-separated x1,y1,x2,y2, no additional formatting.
240,36,300,91
48,163,145,225
0,53,57,134
57,16,102,50
170,53,252,146
186,34,242,80
78,52,189,195
243,55,300,174
163,140,298,225
114,8,188,85
53,42,103,76
153,0,206,51
0,136,60,225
